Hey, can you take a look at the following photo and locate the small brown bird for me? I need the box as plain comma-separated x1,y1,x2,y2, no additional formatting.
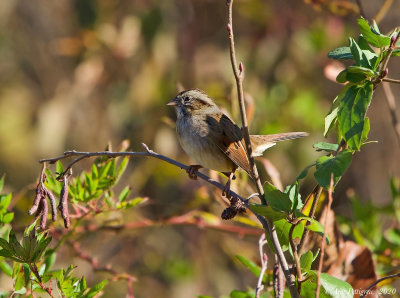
167,89,308,197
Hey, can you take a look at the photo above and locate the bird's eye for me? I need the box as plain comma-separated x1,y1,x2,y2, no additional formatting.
184,96,190,102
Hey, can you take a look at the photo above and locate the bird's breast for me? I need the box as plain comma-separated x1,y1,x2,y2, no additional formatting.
176,116,235,172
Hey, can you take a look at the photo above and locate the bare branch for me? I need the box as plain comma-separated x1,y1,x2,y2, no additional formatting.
255,234,268,297
374,0,394,24
382,78,400,84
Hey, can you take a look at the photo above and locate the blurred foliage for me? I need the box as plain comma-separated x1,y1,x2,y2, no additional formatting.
0,0,400,297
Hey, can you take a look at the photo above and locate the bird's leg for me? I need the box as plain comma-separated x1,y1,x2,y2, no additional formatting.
222,171,235,199
186,165,202,180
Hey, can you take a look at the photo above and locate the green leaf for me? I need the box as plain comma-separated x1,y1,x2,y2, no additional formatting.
23,263,30,286
357,35,379,70
296,162,316,180
249,204,287,221
295,212,329,244
32,236,52,262
116,157,129,182
273,219,304,252
0,249,23,262
56,161,64,176
347,65,375,77
300,251,313,271
235,255,261,278
2,213,13,224
9,232,27,260
337,82,373,150
285,183,304,211
0,194,12,210
91,164,98,179
263,182,292,212
324,85,350,137
361,117,370,144
357,18,390,48
44,250,56,272
336,69,366,84
85,279,108,298
314,150,353,189
313,142,339,153
0,260,12,276
118,186,131,202
328,47,353,60
14,264,25,291
301,270,353,298
385,228,400,245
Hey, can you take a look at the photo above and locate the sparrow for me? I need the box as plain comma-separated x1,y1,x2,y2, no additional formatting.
167,89,308,197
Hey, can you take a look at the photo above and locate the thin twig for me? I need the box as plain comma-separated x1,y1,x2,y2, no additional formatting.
360,272,400,298
315,173,334,298
382,82,400,146
255,234,268,297
226,1,298,296
374,0,394,24
382,78,400,84
289,222,303,288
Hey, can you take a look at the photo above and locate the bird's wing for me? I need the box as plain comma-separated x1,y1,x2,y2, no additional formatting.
206,113,252,175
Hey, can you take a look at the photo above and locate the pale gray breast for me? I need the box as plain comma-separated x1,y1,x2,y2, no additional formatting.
176,115,235,172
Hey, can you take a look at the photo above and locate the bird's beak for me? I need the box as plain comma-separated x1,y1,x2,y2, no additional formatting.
167,98,178,106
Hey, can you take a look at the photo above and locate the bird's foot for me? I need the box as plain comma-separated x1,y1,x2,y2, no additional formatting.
186,165,202,180
222,173,234,199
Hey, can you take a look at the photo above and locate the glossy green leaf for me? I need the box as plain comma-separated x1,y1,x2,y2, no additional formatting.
337,82,373,150
314,150,353,189
328,47,353,60
357,18,390,48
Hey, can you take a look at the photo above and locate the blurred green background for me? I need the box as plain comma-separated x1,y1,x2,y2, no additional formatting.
0,0,400,297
